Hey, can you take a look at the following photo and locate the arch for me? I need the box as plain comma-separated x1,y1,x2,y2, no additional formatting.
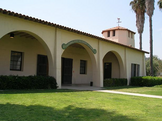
62,39,97,54
103,50,125,79
0,30,54,77
61,40,98,87
1,30,52,56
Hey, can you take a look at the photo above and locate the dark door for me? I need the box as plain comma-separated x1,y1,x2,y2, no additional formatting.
62,58,73,85
104,62,112,79
37,55,48,76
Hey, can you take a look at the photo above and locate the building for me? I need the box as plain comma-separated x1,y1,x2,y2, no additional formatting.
102,26,135,47
0,8,148,88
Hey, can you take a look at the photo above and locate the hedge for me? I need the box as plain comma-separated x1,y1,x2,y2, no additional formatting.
130,76,162,87
0,75,58,90
104,78,127,87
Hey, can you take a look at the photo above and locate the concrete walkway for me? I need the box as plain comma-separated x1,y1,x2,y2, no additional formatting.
61,85,103,91
61,85,162,99
96,90,162,99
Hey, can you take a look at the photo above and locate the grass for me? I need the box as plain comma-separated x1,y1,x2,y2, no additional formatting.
0,89,162,121
105,85,162,96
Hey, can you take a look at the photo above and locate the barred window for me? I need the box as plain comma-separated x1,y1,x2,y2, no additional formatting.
113,30,115,36
131,64,140,77
10,51,23,71
80,60,87,74
107,31,110,37
128,31,130,37
131,33,134,39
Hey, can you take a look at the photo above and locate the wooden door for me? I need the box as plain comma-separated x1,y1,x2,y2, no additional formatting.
62,58,73,84
37,55,48,76
104,62,112,79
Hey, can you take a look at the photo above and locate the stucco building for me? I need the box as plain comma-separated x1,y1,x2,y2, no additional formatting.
0,8,148,88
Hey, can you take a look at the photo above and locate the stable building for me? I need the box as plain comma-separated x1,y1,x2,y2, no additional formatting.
0,8,148,88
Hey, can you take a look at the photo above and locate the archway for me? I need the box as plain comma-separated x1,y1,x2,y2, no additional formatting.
61,40,97,86
0,30,53,77
103,51,124,79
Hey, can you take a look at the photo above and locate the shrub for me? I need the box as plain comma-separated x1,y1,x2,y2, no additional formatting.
104,78,127,87
130,76,162,87
0,75,58,90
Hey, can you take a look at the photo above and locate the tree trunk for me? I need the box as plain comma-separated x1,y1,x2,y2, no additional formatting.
139,33,142,50
149,16,153,76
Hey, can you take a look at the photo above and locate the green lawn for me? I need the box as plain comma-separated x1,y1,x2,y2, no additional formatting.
0,89,162,121
105,86,162,96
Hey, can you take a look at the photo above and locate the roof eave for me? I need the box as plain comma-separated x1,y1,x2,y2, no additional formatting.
0,8,148,54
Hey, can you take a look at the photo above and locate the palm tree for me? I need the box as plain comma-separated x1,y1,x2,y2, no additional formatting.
145,0,155,76
158,0,162,9
130,0,145,50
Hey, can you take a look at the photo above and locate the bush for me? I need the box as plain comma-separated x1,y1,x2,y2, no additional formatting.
130,76,162,87
0,75,58,90
104,78,127,87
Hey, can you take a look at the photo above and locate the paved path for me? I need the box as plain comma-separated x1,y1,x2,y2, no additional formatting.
96,90,162,99
61,85,162,99
61,85,102,91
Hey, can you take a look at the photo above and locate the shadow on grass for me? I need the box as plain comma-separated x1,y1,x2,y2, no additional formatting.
0,103,136,121
0,86,144,94
0,89,83,94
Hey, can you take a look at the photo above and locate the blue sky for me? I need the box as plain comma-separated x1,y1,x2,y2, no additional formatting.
1,0,162,58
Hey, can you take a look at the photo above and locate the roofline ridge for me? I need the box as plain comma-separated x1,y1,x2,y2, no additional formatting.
0,8,146,53
102,26,136,34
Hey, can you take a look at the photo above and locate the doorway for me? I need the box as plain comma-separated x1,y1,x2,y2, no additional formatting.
104,62,112,79
37,55,48,76
62,58,73,85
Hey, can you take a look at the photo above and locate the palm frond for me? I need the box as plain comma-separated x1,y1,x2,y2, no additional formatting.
145,0,155,16
158,0,162,9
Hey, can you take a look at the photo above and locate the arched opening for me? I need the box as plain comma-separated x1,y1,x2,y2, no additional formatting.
0,31,53,76
103,51,124,79
61,42,97,86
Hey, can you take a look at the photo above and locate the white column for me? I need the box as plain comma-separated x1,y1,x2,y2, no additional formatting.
93,40,103,87
125,48,129,85
98,40,103,87
54,28,62,88
143,54,146,76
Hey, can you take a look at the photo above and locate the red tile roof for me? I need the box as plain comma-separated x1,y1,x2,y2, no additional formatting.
0,8,148,54
102,26,136,34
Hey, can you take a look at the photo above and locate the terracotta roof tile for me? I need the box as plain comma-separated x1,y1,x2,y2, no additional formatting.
0,8,148,54
102,26,136,34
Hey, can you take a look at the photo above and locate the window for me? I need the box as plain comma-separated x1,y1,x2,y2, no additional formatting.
80,60,87,74
128,31,130,37
113,30,115,36
131,33,134,39
37,55,48,76
131,64,140,77
107,31,110,37
10,51,23,71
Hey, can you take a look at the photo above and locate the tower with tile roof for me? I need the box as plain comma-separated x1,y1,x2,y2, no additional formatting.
102,26,135,47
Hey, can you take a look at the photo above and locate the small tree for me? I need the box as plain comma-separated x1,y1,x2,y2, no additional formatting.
146,56,162,76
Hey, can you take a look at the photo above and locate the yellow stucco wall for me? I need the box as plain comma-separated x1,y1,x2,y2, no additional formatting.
102,30,135,47
0,14,56,78
62,45,92,84
0,34,46,76
126,48,146,82
0,12,146,88
103,52,120,78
